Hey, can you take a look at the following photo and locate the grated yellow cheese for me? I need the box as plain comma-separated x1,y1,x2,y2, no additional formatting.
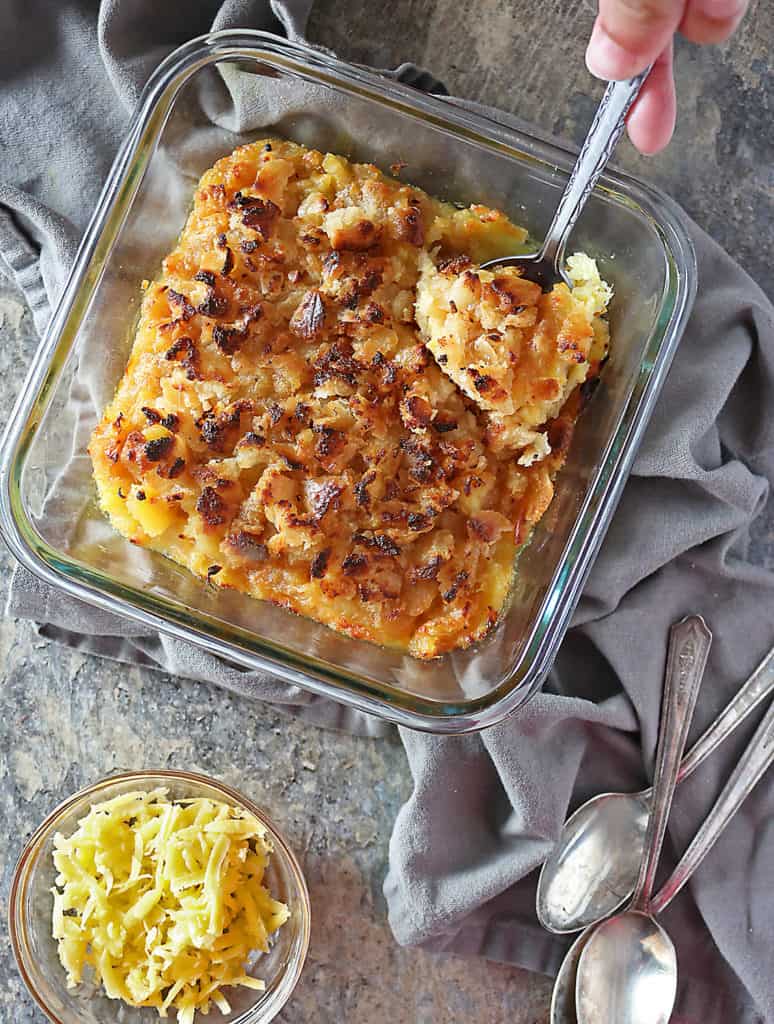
51,788,290,1022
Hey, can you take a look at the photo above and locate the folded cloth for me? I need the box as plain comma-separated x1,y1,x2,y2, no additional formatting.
2,3,773,1020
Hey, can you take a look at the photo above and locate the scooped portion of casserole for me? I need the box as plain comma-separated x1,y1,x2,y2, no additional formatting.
89,139,611,658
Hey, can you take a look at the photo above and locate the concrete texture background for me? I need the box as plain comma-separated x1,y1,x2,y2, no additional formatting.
0,1,771,1021
308,0,772,295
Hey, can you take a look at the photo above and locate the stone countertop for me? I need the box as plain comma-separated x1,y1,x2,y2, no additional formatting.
0,3,771,1022
308,0,772,296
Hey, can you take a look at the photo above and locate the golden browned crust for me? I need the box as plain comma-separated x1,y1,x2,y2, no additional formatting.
89,139,609,658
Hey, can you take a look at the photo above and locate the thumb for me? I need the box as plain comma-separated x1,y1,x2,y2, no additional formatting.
586,0,686,80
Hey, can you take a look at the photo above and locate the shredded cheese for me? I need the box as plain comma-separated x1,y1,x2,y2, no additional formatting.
51,788,290,1021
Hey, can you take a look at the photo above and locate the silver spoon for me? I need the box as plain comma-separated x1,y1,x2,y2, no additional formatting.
573,616,711,1024
552,690,774,1024
573,689,774,1024
551,616,711,1023
480,69,650,288
550,927,596,1024
537,636,774,934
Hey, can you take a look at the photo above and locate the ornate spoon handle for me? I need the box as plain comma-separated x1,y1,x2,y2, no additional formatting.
632,615,712,910
652,695,774,914
673,642,774,784
539,69,650,270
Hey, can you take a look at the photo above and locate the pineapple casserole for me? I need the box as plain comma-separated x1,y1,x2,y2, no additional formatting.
89,139,611,658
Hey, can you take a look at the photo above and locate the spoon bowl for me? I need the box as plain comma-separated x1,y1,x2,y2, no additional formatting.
479,250,572,291
538,792,649,933
550,930,594,1024
575,911,677,1024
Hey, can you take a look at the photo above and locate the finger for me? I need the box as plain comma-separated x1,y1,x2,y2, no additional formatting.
586,0,686,81
680,0,749,43
625,42,677,155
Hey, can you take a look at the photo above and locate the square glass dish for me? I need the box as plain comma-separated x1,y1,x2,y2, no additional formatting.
0,31,696,732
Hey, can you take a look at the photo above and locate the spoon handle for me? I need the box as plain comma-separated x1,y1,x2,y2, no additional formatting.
676,642,774,783
539,68,651,271
651,695,774,915
632,616,712,911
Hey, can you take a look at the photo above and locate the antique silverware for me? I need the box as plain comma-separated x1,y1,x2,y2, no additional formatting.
573,617,711,1024
538,633,774,934
572,688,774,1024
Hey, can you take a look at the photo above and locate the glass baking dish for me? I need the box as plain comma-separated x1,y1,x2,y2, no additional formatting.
0,30,696,733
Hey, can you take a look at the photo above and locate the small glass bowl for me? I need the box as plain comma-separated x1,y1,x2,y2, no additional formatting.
9,770,310,1024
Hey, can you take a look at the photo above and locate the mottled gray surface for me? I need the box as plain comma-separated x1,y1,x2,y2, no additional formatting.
1,3,772,1021
309,0,773,297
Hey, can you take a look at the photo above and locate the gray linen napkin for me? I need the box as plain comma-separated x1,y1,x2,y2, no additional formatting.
2,3,774,1021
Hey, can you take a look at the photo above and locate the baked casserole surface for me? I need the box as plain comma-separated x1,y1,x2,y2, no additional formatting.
89,139,611,658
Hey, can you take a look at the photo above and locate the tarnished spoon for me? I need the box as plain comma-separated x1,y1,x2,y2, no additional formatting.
548,610,712,1019
572,616,710,1024
481,70,650,288
573,690,774,1024
538,635,774,934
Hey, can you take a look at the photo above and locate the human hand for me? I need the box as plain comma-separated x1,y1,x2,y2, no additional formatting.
585,0,750,154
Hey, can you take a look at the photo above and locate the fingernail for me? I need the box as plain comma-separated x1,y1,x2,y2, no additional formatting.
585,21,636,80
695,0,746,18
